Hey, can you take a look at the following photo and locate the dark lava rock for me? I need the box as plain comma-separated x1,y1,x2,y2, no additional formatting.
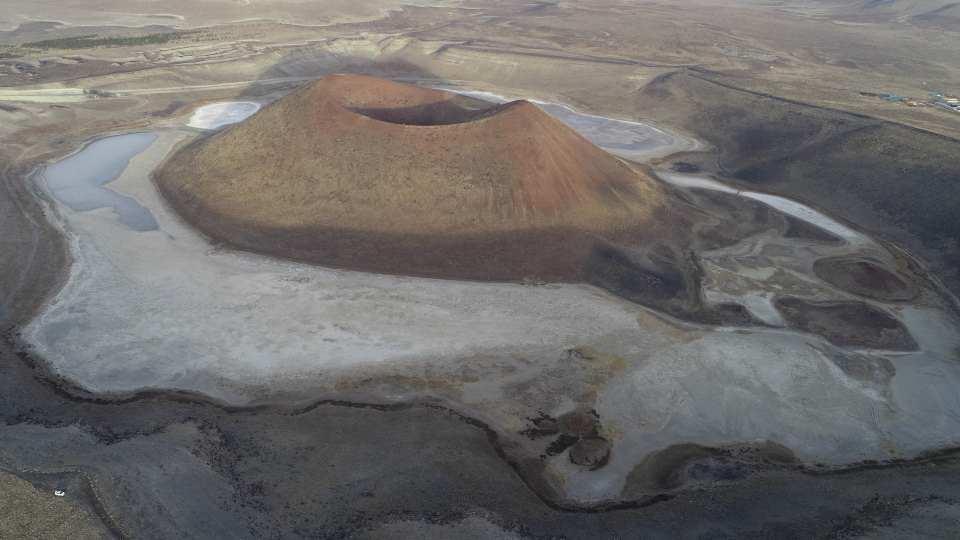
775,296,918,351
671,161,700,173
813,257,917,302
687,459,749,482
522,412,560,439
569,437,611,469
558,410,599,437
546,434,581,457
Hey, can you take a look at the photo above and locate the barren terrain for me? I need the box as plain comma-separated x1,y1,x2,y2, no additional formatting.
2,1,960,537
155,75,674,284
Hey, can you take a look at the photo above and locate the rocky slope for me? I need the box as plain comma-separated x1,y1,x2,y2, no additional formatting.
155,74,677,282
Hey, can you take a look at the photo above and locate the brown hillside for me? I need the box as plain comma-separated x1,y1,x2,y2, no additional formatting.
155,74,678,282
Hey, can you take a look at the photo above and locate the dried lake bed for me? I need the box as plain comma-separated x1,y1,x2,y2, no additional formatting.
186,101,261,130
22,94,960,503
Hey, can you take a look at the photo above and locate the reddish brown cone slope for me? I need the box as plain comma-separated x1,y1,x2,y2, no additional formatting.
155,74,674,281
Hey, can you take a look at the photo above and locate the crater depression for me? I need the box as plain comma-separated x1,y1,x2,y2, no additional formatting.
154,74,677,283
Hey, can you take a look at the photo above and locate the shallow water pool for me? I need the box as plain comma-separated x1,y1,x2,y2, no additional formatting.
43,132,158,231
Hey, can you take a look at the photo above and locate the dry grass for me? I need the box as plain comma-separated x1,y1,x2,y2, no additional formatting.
0,472,106,540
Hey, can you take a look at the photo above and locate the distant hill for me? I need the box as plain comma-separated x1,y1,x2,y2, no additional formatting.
779,0,960,28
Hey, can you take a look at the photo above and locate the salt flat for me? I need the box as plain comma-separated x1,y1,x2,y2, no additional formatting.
22,100,960,503
187,101,260,130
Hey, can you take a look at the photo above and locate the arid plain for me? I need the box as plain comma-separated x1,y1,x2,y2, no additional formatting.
3,1,960,538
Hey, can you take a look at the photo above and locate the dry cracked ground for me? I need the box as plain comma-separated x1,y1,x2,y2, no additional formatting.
3,1,960,538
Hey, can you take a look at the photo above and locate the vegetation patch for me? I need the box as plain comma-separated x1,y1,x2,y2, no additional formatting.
23,32,189,50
